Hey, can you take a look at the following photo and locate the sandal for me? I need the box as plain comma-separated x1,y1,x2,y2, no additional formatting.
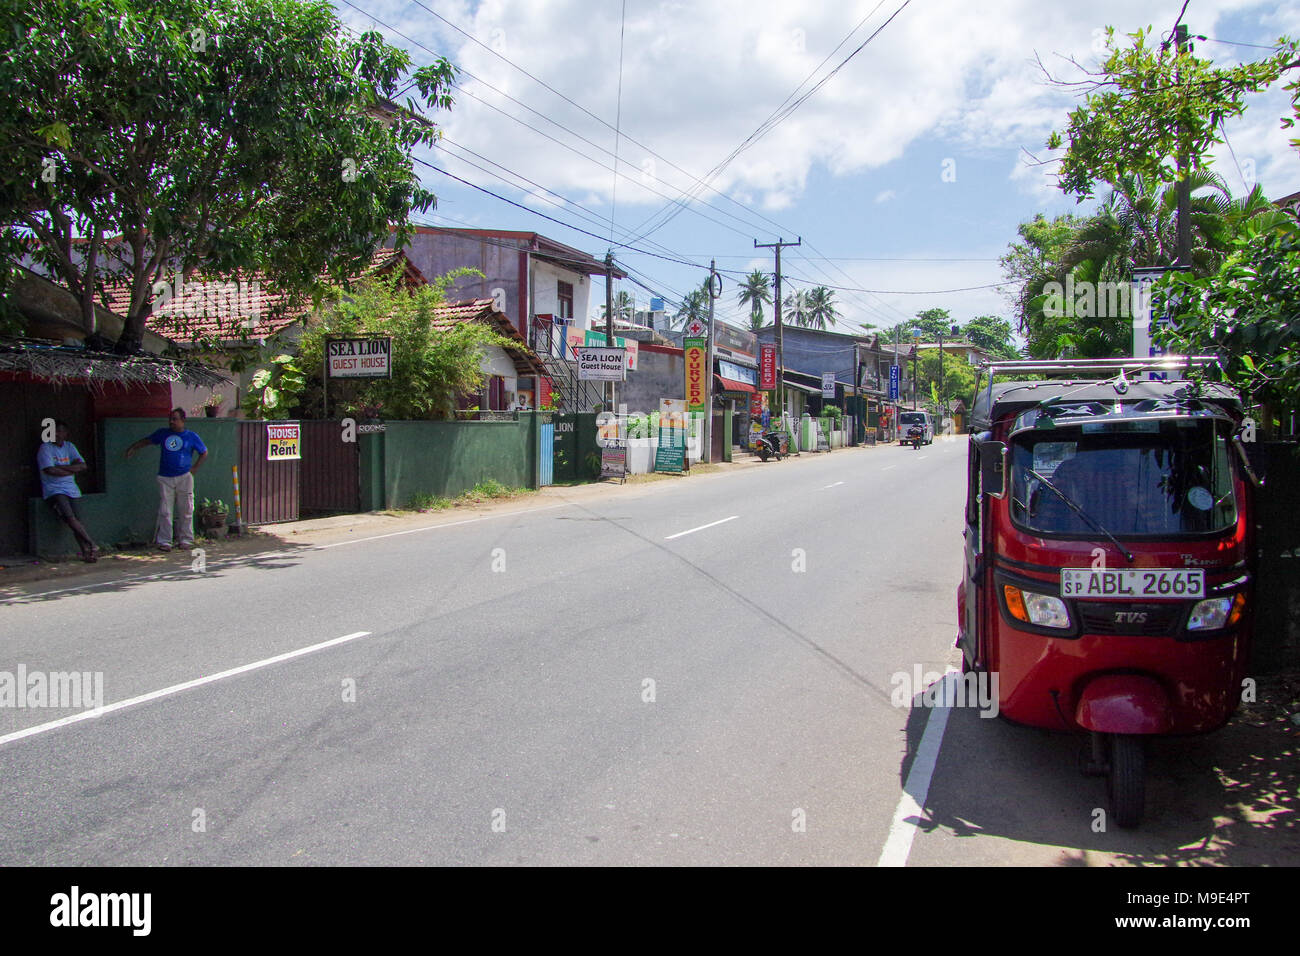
81,546,99,564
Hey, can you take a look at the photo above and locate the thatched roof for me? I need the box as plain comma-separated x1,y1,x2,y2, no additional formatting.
0,338,229,390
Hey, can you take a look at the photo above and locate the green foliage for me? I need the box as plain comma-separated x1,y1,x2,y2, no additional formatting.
0,0,456,350
241,352,306,418
199,497,228,514
962,315,1019,359
268,267,512,421
915,348,979,410
1048,28,1296,203
1159,219,1300,410
737,269,772,330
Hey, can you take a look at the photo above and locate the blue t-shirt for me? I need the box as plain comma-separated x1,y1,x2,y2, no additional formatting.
149,428,207,477
36,441,83,499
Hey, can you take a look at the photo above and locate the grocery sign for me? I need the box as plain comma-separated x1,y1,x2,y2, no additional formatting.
684,337,707,413
759,344,777,390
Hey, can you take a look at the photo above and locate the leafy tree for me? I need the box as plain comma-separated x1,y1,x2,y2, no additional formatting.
1159,218,1300,426
914,348,979,412
737,269,772,330
1046,27,1297,203
962,315,1019,359
243,267,513,420
1,0,455,352
783,287,811,327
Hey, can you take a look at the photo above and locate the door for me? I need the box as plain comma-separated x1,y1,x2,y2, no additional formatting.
0,381,91,555
298,420,360,516
237,420,300,524
539,419,554,487
961,438,985,669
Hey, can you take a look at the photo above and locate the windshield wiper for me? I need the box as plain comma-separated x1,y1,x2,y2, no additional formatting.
1028,468,1135,563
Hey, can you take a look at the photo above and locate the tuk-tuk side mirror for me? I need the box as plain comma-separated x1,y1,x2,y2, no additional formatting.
980,440,1008,499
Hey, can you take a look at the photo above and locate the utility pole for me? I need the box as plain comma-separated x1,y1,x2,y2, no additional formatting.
705,259,720,463
1174,23,1192,268
754,237,800,436
938,326,945,422
605,251,615,413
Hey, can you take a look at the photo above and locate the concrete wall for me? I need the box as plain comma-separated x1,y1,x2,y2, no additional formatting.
619,346,684,415
396,231,525,333
381,414,539,508
28,417,240,557
529,258,591,323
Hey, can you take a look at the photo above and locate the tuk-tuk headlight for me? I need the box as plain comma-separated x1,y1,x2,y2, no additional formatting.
1188,593,1246,631
1003,585,1071,629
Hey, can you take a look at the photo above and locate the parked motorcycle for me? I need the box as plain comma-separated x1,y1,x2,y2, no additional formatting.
756,430,787,462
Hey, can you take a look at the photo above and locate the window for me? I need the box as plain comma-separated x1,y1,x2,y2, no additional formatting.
557,280,574,319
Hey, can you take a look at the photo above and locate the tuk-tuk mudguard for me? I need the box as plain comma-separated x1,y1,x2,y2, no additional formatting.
1073,674,1172,734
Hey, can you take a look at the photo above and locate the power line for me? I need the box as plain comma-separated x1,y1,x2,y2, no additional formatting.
625,0,912,245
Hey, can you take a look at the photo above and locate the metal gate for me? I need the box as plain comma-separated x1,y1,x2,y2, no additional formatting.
237,420,299,525
298,420,360,516
539,420,554,487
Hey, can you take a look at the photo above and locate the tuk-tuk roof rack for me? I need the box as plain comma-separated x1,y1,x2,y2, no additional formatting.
969,356,1238,432
977,355,1216,377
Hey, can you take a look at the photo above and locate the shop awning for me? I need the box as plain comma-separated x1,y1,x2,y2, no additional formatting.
715,373,754,394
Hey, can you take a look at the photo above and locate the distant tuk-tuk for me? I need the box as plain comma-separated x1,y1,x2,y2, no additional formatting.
958,357,1257,827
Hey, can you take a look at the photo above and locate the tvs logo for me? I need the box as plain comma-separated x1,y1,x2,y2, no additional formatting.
1114,611,1148,624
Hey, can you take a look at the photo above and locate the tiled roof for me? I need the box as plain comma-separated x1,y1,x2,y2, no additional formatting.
430,299,544,376
102,249,415,344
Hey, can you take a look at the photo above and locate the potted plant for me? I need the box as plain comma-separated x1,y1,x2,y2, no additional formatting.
198,498,229,537
202,393,225,417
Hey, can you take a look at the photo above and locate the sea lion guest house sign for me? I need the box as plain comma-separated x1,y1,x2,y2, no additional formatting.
322,336,392,418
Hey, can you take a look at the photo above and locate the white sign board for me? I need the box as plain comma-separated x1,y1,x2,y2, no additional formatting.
684,317,706,338
822,372,836,398
575,346,627,381
327,338,392,378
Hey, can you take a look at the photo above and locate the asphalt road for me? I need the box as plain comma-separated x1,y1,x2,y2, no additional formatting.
0,439,969,865
5,439,1288,866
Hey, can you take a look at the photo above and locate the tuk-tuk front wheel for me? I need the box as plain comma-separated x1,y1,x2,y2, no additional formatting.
1107,734,1146,829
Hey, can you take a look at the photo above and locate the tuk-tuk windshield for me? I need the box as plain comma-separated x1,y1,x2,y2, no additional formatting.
1009,418,1238,537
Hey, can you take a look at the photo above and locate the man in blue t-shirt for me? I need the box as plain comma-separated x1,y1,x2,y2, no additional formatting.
36,420,99,562
125,408,208,551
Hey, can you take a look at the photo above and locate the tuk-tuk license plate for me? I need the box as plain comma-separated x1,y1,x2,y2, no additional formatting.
1060,568,1204,600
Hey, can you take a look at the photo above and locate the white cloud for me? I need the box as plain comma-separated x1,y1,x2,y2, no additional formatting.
874,189,896,204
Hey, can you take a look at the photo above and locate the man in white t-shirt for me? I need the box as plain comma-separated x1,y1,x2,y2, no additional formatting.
36,420,99,562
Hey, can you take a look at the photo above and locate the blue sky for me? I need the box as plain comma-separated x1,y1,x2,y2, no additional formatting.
334,0,1300,337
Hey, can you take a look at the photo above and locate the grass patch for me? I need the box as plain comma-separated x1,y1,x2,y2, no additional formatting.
407,481,533,512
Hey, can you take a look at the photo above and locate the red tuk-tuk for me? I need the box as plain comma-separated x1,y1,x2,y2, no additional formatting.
958,357,1257,827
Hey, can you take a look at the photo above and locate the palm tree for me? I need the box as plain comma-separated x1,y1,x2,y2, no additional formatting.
805,286,839,330
737,269,772,331
600,290,637,323
672,287,709,331
783,287,811,327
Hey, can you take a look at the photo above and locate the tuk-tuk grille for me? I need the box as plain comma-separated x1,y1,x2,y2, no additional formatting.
1076,603,1183,636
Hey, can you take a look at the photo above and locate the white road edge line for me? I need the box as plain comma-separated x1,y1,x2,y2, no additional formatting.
882,465,896,471
665,515,739,540
822,481,845,489
319,502,570,548
876,668,959,867
0,631,373,749
916,456,929,460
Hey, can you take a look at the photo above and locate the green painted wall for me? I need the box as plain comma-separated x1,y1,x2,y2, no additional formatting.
29,417,239,557
382,417,535,509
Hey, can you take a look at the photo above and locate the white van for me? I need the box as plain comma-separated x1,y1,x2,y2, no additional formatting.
897,410,934,445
